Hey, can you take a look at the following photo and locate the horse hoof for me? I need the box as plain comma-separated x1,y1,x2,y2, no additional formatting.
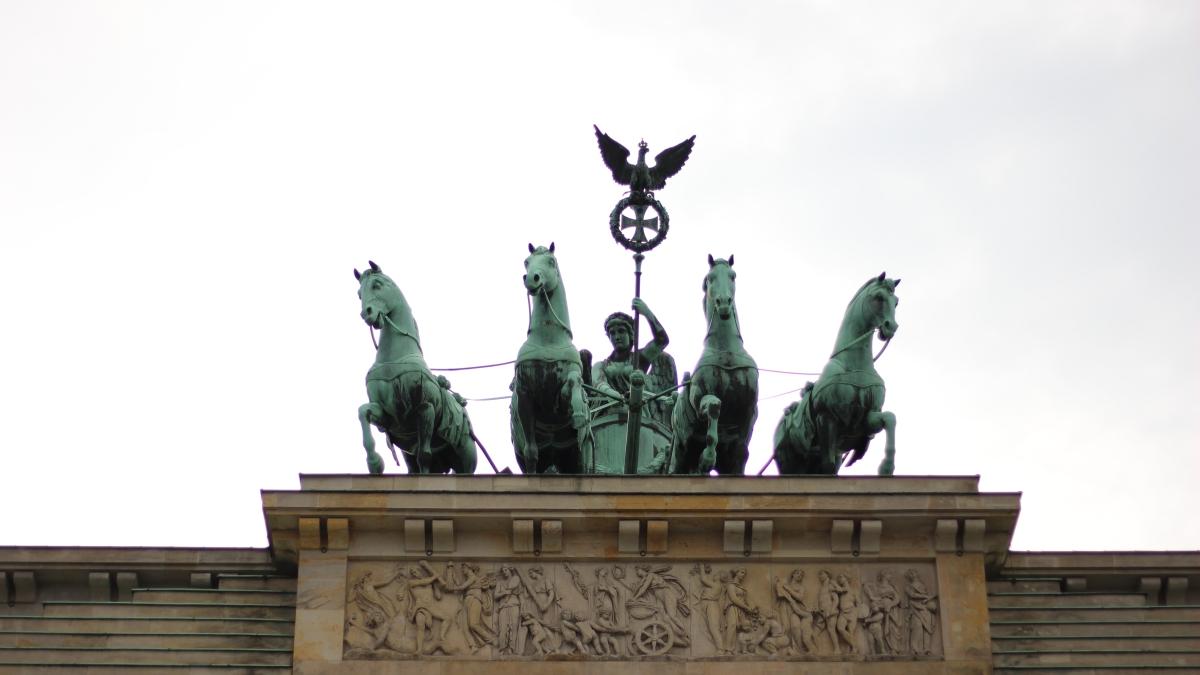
877,459,895,476
367,452,385,475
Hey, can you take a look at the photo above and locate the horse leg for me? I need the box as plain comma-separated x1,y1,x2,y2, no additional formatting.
358,403,386,475
414,401,436,474
699,402,720,474
822,415,842,474
729,390,758,475
513,387,539,472
866,410,897,476
563,368,592,465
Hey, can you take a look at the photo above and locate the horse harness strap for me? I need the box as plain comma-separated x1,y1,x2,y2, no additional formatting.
812,369,884,396
696,349,757,371
537,286,573,338
382,315,424,352
830,329,893,363
367,355,433,382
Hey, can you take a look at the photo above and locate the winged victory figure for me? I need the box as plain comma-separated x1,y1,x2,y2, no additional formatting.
594,125,696,201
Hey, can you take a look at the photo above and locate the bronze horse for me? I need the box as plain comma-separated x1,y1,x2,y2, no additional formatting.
510,244,593,474
669,255,759,474
355,261,477,475
773,272,900,475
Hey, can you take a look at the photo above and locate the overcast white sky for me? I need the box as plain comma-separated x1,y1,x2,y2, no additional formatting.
2,1,1197,552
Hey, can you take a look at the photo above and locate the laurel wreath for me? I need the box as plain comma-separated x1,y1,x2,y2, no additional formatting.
609,196,669,253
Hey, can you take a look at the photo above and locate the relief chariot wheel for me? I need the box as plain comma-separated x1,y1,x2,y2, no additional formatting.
634,619,674,656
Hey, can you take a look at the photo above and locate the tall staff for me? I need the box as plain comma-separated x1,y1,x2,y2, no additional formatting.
594,125,696,473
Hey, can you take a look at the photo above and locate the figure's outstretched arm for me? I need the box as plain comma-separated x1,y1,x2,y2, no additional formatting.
633,298,669,363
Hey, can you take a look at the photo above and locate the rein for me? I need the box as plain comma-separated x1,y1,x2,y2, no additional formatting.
535,286,573,338
829,328,892,363
364,312,424,354
829,285,895,362
703,299,743,342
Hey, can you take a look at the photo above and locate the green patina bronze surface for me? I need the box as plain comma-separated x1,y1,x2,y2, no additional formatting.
345,129,906,479
510,244,593,474
354,261,478,475
593,125,695,206
591,298,677,429
585,298,678,475
668,255,759,475
773,272,900,476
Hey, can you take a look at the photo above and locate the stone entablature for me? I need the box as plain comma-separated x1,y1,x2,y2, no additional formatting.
263,475,1018,674
0,546,275,607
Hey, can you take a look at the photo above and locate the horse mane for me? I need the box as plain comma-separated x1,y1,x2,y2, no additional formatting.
843,275,885,318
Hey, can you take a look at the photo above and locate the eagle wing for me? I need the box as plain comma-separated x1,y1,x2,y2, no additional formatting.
594,125,634,185
649,135,696,189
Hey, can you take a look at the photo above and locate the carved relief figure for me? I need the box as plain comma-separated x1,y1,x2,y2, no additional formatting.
595,567,630,629
691,563,726,653
444,562,495,650
594,608,630,656
833,573,865,655
525,565,559,627
864,570,905,655
774,569,817,655
404,562,469,655
817,570,841,655
630,564,691,647
494,565,526,655
346,566,408,652
906,569,939,655
521,612,556,655
761,612,792,654
561,609,609,655
738,611,790,655
721,567,758,654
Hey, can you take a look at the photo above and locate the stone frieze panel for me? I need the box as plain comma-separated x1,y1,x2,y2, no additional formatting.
343,560,941,661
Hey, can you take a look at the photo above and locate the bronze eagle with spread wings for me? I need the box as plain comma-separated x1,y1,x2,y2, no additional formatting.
594,125,696,198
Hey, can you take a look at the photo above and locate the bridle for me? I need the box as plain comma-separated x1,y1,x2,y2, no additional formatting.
703,266,742,341
828,286,895,363
362,291,423,354
525,257,572,338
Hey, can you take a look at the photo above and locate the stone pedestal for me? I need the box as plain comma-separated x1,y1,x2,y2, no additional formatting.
262,475,1019,674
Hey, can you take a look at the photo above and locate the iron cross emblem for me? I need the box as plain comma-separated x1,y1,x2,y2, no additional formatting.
620,204,659,243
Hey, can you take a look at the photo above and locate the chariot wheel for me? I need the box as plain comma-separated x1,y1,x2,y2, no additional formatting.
634,619,674,656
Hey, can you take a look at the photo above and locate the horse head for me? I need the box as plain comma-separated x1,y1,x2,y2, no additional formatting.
524,242,560,297
859,271,901,341
354,260,399,329
703,254,737,322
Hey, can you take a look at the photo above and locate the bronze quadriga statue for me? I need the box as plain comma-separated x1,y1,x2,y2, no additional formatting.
349,128,906,478
354,262,477,475
773,272,900,475
510,244,593,474
669,255,759,474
